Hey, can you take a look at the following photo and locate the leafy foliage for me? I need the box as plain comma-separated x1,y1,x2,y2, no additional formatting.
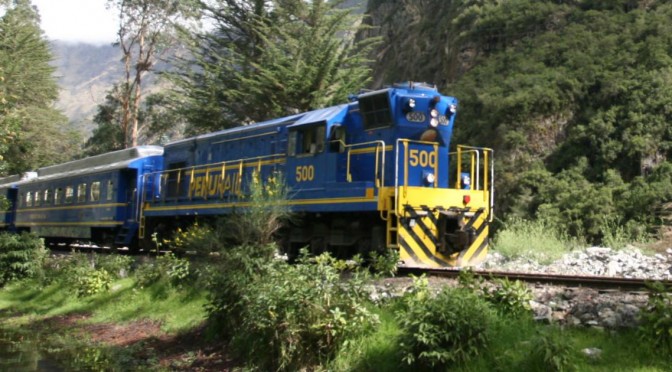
162,221,220,254
170,0,379,134
368,249,399,277
207,246,377,371
362,0,672,244
639,281,672,356
224,170,292,246
0,232,47,285
0,0,80,173
73,268,113,297
527,328,578,372
96,254,134,279
397,276,494,368
484,277,533,318
135,252,191,288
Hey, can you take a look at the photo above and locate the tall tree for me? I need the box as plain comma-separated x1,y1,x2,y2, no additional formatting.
0,0,79,175
106,0,196,148
84,85,185,156
170,0,378,134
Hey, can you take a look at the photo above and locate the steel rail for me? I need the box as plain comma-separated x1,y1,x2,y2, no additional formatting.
400,267,672,290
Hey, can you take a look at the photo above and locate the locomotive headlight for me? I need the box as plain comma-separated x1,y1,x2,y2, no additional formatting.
403,98,416,113
425,172,435,185
430,118,439,127
448,104,457,115
430,108,439,118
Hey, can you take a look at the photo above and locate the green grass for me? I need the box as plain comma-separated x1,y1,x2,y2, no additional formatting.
328,305,409,372
492,217,581,263
0,277,207,332
328,302,671,372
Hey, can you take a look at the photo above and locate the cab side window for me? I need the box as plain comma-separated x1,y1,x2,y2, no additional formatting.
289,125,326,156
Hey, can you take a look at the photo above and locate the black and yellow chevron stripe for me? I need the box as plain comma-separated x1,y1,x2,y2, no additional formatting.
397,205,489,267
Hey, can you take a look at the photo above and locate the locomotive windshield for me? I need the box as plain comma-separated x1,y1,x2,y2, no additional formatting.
359,90,392,130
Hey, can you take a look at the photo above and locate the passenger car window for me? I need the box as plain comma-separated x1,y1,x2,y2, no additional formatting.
106,180,114,201
78,183,87,203
91,182,100,201
54,188,62,205
44,189,51,205
26,192,32,207
65,186,74,204
34,191,41,207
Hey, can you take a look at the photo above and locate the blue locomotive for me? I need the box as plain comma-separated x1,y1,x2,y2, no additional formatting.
0,82,493,267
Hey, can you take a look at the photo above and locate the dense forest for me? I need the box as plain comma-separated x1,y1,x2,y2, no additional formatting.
3,0,672,245
364,0,672,244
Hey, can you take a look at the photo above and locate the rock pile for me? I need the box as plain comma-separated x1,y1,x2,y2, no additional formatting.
480,246,672,280
479,246,672,328
528,286,647,329
368,247,672,329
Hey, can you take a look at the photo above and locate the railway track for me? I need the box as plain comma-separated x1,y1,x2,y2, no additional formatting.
400,267,672,291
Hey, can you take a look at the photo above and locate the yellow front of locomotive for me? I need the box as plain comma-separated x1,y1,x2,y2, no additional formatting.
375,84,494,268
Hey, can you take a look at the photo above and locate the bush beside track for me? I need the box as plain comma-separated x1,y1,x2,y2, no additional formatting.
1,176,672,371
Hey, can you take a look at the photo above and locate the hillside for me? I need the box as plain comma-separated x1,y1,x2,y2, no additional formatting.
49,41,122,134
363,0,672,244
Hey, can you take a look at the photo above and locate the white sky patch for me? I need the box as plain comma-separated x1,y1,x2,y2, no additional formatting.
32,0,118,44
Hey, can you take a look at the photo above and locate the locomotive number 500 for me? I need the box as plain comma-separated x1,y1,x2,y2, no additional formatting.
295,165,315,182
409,149,437,168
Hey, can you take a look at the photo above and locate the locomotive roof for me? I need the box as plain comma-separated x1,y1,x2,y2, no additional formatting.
165,104,351,148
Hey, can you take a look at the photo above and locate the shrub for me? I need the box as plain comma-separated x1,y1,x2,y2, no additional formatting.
96,255,134,278
484,277,533,318
204,243,276,336
369,249,399,277
639,281,672,356
163,222,223,255
527,329,578,372
135,252,191,288
73,268,112,297
0,232,48,285
207,248,378,370
54,252,110,297
398,280,495,368
223,170,292,246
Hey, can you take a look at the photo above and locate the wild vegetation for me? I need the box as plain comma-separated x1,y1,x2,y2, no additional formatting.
0,173,670,371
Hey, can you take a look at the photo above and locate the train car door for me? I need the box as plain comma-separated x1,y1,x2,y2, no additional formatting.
120,169,139,221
